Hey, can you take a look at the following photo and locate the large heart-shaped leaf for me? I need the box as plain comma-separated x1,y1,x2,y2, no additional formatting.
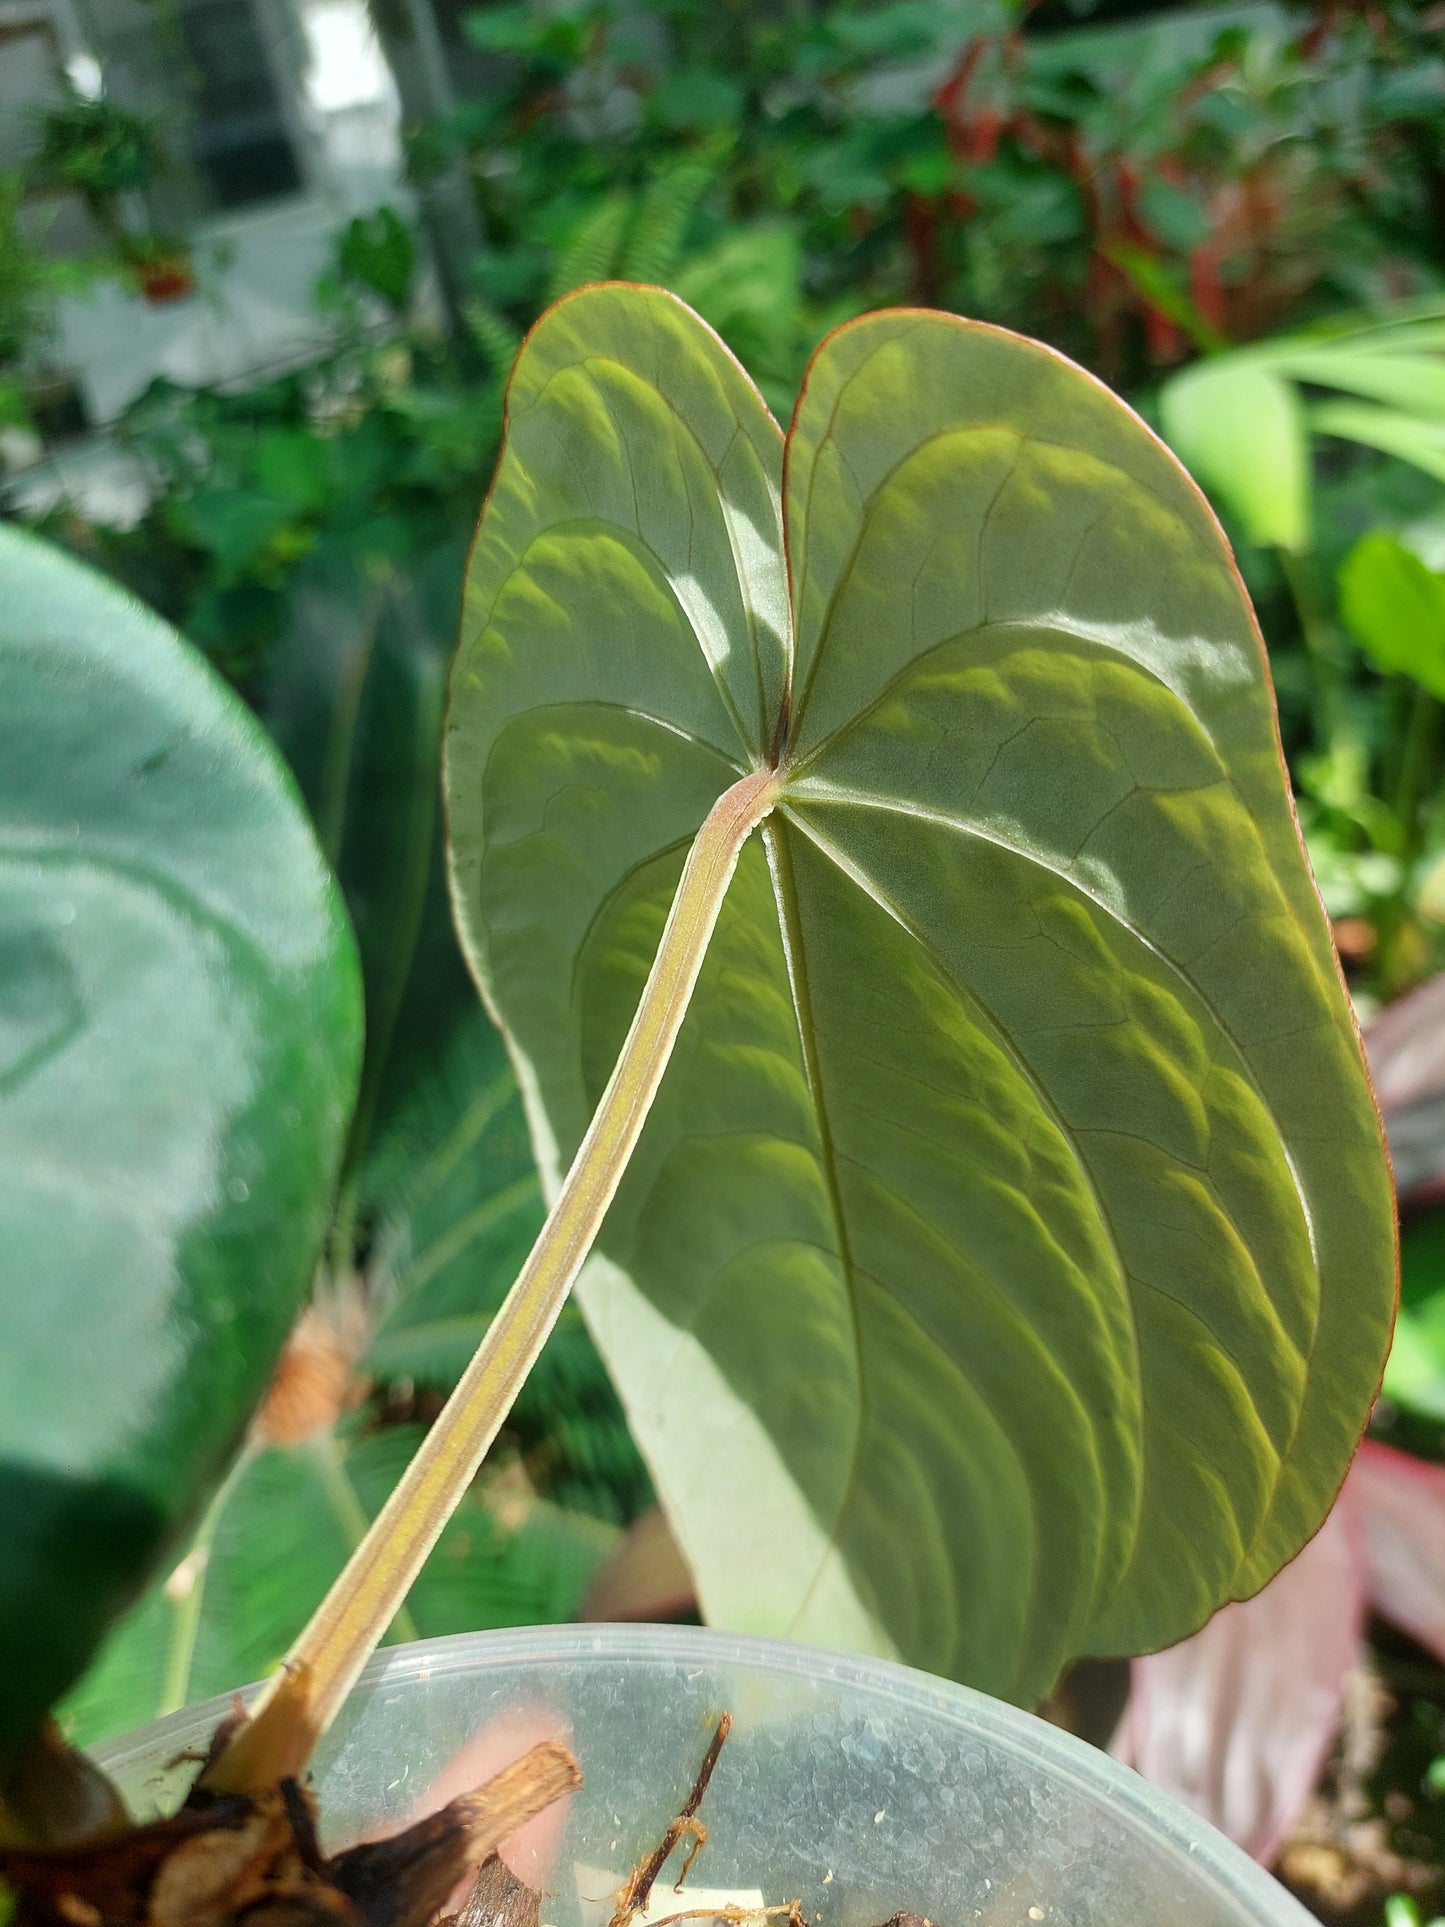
445,287,1396,1702
0,527,362,1758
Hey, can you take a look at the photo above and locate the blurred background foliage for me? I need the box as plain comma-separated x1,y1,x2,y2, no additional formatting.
7,0,1445,1912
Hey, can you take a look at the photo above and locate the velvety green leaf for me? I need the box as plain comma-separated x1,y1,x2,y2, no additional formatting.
1339,532,1445,699
336,206,416,312
446,288,1395,1703
61,1008,638,1752
460,3,550,54
169,487,297,582
255,430,333,517
1159,358,1310,551
650,71,744,133
0,528,363,1759
1136,176,1208,253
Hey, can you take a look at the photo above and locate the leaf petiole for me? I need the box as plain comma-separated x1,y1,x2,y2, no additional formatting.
205,765,782,1792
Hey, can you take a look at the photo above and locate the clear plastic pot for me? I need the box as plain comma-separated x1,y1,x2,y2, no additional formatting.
94,1625,1309,1927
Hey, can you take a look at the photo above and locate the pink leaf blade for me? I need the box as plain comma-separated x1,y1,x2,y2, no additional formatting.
1364,971,1445,1205
1120,1496,1366,1864
1353,1437,1445,1663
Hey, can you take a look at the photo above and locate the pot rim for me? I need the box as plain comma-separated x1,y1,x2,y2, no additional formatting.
92,1622,1310,1927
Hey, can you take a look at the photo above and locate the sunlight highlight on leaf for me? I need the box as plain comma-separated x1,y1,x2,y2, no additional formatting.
446,286,1395,1703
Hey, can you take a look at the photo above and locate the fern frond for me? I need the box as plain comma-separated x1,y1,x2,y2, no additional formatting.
620,157,715,287
465,297,523,376
359,1011,522,1248
547,192,633,303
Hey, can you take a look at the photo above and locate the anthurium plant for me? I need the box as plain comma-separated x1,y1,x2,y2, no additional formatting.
0,288,1397,1907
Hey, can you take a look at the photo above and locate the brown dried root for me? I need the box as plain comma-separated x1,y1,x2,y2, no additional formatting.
606,1716,731,1927
644,1904,806,1927
0,1728,580,1927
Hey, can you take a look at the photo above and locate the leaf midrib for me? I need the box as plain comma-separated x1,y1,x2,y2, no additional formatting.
760,817,868,1637
784,784,1319,1440
779,802,1318,1624
778,805,1145,1605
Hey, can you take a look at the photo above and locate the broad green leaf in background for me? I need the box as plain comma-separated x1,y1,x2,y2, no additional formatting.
336,206,416,313
446,286,1396,1704
59,1420,615,1752
1384,1214,1445,1425
670,227,820,423
1339,532,1445,700
1364,977,1445,1425
0,527,363,1761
